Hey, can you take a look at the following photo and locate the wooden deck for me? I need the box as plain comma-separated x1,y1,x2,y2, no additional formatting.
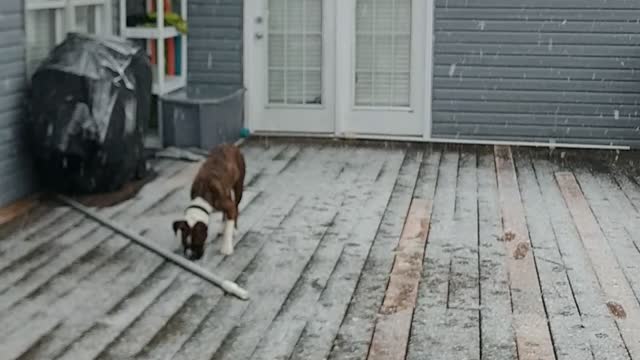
1,140,639,360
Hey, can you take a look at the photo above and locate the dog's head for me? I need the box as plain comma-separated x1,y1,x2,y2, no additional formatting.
173,220,208,260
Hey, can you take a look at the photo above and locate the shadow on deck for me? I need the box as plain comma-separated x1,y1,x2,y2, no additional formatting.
0,139,639,360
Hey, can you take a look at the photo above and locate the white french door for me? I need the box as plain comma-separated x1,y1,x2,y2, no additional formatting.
248,0,336,133
337,0,427,136
245,0,428,137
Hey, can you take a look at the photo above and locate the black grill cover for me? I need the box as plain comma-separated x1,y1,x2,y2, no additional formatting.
28,33,152,194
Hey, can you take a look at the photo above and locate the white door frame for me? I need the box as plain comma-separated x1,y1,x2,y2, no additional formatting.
243,0,435,140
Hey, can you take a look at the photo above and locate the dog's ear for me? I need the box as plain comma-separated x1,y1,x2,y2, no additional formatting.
173,220,189,235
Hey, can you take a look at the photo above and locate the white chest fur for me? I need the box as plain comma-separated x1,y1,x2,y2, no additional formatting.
184,197,213,227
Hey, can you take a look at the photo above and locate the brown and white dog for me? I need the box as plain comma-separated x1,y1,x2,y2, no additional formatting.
172,144,245,260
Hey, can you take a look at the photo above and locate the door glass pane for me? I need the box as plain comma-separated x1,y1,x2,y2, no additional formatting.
26,9,57,78
75,5,102,34
355,0,411,107
268,0,323,105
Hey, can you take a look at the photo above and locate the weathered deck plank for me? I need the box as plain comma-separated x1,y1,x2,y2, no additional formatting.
169,146,372,360
577,169,640,304
0,163,196,355
367,197,431,360
0,160,184,287
287,150,406,360
513,151,591,360
494,146,556,360
408,150,465,360
365,147,443,360
411,149,481,360
223,148,388,360
556,171,640,358
476,147,517,360
533,159,631,360
57,144,306,360
0,162,188,310
3,142,640,360
610,172,640,254
327,150,427,360
0,161,183,271
2,167,202,359
249,149,399,360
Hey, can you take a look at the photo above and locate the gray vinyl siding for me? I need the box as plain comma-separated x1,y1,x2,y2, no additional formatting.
187,0,243,93
0,0,35,206
431,0,640,147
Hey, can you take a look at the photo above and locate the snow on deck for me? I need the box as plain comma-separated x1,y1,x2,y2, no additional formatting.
0,140,639,360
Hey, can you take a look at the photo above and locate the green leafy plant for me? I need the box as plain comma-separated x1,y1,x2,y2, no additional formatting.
146,11,188,34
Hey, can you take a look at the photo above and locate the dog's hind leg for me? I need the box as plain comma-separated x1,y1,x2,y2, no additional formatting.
233,182,243,229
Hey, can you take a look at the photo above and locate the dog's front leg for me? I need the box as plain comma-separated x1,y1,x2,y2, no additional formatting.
220,206,237,255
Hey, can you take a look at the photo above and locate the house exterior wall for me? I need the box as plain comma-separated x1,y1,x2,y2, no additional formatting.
431,0,640,146
0,0,36,207
187,0,243,93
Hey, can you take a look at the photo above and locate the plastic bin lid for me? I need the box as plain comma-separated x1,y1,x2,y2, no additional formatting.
161,87,245,105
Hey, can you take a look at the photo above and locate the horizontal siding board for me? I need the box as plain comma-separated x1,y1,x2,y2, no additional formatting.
0,123,23,144
0,152,31,177
0,110,22,128
436,78,640,93
0,13,21,33
0,94,23,113
189,4,242,17
436,20,640,34
0,49,26,69
435,0,640,9
433,100,639,117
188,29,243,40
434,89,640,105
436,32,640,46
0,137,28,158
433,124,639,139
433,112,640,129
0,0,34,207
435,65,640,81
438,9,640,21
0,77,26,98
435,44,640,57
436,55,640,70
0,29,24,48
189,16,242,28
0,1,21,13
432,133,640,147
0,166,35,206
189,50,244,62
188,61,242,73
0,55,26,79
432,1,640,147
187,0,243,91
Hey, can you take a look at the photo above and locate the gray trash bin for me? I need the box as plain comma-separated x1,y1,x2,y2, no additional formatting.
162,87,245,149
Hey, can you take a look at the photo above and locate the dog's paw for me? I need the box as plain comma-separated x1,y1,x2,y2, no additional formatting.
220,245,234,256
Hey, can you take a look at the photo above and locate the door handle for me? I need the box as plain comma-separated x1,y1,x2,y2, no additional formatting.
255,32,264,39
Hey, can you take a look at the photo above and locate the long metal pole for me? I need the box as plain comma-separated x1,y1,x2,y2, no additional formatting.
57,195,249,300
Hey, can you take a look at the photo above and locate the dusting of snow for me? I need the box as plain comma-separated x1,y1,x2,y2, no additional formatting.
448,63,457,77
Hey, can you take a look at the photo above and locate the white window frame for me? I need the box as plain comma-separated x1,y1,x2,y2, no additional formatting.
25,0,113,78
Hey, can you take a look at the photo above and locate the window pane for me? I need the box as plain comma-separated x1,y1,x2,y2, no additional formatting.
355,0,411,107
267,0,323,105
25,9,57,77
